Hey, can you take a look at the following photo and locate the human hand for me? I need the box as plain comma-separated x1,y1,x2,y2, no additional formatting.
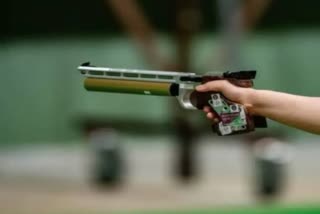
196,80,253,123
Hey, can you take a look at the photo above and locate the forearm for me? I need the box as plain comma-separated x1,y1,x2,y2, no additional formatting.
196,80,320,134
248,89,320,134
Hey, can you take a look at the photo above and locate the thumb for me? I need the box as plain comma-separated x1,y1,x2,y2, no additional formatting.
196,80,227,92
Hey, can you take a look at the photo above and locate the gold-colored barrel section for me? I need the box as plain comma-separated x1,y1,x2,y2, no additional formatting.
84,78,179,96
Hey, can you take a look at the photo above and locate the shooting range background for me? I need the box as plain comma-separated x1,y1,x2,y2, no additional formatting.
2,0,320,144
2,0,320,213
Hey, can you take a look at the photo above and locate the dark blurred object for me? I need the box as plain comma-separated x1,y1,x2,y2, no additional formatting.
174,116,199,181
88,128,124,187
172,0,201,182
247,133,291,200
6,0,320,39
107,0,202,182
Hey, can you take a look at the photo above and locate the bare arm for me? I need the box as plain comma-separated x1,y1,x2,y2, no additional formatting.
196,81,320,134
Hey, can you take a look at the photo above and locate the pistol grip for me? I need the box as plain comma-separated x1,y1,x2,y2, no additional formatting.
190,91,255,135
208,93,255,135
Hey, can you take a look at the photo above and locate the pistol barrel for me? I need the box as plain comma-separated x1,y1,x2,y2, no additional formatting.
84,78,179,96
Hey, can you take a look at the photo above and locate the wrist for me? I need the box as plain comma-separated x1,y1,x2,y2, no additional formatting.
242,88,258,115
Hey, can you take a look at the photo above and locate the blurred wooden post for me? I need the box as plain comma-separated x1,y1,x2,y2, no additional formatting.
172,0,201,181
107,0,202,182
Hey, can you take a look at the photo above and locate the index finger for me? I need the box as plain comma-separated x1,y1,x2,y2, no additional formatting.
195,80,228,92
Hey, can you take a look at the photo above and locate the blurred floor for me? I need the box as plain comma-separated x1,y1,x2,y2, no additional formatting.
0,137,320,213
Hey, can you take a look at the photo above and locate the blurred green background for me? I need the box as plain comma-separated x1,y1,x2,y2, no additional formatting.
2,1,320,214
2,0,320,144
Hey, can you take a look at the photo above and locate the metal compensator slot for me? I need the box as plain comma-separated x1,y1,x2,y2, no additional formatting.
78,64,198,83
